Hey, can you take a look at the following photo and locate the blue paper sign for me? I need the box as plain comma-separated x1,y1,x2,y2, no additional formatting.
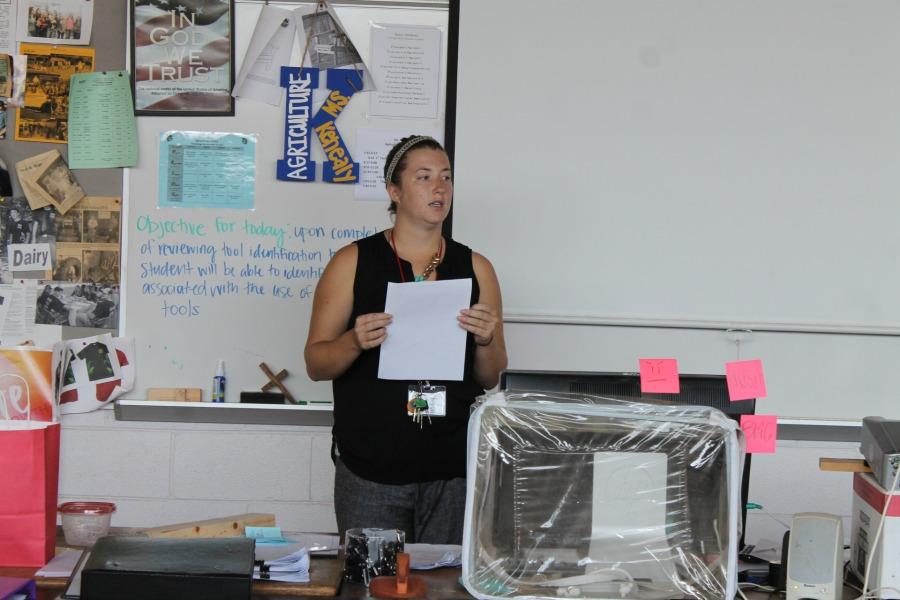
158,131,256,209
277,67,318,182
277,68,361,184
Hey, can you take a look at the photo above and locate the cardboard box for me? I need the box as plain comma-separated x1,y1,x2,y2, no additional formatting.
850,472,900,596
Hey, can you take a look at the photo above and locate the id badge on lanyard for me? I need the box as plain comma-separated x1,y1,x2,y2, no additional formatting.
407,382,446,428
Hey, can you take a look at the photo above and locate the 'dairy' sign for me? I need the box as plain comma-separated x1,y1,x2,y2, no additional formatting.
8,244,52,272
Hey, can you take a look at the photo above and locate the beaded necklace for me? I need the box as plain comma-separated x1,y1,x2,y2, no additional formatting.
390,230,443,282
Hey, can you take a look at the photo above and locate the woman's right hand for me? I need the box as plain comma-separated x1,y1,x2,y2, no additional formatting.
352,313,393,350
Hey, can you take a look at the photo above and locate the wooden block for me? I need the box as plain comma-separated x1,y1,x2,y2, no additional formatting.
141,513,276,538
147,387,203,402
818,457,872,473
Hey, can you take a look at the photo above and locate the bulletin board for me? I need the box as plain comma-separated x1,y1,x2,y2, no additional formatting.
0,2,125,208
122,0,451,403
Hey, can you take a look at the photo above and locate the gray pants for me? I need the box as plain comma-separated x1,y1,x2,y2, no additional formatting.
333,457,466,544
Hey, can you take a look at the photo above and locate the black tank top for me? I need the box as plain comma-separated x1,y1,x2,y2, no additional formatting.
332,232,483,484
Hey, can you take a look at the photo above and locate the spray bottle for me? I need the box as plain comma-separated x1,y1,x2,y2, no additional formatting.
212,360,226,403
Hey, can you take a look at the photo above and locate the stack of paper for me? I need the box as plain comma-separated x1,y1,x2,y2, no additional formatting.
253,548,310,583
406,544,462,570
35,549,83,578
246,530,340,555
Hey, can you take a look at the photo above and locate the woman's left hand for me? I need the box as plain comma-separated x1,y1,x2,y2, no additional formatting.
458,303,499,347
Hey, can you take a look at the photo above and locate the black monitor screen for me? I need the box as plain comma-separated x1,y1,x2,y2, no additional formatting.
500,370,755,552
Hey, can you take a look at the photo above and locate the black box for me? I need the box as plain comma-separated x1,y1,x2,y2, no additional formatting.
82,536,255,600
239,391,285,404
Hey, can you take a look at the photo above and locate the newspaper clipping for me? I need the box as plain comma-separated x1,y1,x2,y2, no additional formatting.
36,281,119,328
51,196,120,284
16,43,94,142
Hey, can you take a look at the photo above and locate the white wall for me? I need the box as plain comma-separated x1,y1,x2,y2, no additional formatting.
748,440,860,551
59,405,863,549
58,409,337,533
500,321,898,421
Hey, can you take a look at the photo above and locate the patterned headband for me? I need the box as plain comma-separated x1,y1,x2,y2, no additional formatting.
384,136,439,185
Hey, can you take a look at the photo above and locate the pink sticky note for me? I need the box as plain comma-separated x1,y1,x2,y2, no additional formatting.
726,359,767,401
639,358,680,393
741,414,777,453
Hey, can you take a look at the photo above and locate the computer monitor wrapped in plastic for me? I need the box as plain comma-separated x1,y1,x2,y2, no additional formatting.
462,391,744,600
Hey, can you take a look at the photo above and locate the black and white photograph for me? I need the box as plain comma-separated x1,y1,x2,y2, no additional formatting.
0,197,60,280
0,54,11,98
52,197,120,284
0,197,38,249
82,209,120,244
0,158,11,196
35,282,119,329
301,11,364,69
34,205,58,243
17,0,94,46
34,154,85,208
83,249,119,284
55,209,82,242
53,251,82,282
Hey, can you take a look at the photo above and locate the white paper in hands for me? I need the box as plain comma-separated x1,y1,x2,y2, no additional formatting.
378,279,472,381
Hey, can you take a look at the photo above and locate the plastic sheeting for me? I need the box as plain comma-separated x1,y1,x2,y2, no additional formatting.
462,391,743,600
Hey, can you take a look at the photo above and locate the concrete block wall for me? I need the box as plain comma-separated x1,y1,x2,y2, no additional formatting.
57,409,337,533
56,408,862,550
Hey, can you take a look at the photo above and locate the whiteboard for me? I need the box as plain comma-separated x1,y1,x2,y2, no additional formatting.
123,1,449,402
452,0,900,331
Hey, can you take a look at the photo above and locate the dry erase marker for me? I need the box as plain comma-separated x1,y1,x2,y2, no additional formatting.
212,360,226,403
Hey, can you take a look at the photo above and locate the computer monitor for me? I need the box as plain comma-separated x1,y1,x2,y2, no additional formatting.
500,370,755,552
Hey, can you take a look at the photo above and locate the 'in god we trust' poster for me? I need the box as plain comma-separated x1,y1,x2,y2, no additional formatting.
131,0,234,116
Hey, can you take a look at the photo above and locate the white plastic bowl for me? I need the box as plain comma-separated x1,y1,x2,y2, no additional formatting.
58,502,116,546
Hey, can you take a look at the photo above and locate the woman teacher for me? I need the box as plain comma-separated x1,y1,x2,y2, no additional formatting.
305,135,507,544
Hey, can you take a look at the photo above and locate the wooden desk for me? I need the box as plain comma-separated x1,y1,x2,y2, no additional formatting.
310,569,858,600
0,556,344,600
330,569,466,600
0,527,345,599
1,563,858,600
0,557,344,600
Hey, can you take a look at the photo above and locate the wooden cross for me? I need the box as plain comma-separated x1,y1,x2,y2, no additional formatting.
258,362,301,405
